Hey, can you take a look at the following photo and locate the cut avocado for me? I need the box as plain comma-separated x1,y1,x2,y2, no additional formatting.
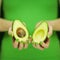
33,22,48,44
12,20,29,43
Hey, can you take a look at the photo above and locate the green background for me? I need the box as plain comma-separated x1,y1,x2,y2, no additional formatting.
1,0,60,60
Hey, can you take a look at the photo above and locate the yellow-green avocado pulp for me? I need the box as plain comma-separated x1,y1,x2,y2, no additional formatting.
33,22,48,44
1,0,60,60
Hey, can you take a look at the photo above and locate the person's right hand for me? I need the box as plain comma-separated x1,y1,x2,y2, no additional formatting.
8,22,28,50
12,36,28,50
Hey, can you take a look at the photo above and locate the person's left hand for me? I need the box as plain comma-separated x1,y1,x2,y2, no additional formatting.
33,22,53,50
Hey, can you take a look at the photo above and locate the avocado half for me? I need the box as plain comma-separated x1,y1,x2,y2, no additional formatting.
33,22,48,44
12,20,29,43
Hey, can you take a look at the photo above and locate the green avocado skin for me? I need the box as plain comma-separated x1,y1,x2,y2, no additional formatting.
1,0,60,60
12,20,29,43
33,22,49,44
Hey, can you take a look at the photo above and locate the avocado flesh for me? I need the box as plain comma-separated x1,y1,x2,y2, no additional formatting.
12,20,29,42
33,22,48,44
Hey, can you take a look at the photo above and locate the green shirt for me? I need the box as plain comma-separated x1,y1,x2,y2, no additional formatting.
1,0,60,60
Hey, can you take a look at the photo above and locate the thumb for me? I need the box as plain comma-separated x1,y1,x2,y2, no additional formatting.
8,27,13,36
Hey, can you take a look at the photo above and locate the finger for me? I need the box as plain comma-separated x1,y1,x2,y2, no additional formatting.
41,42,47,48
44,38,50,48
33,43,37,48
33,43,44,50
13,37,18,48
18,42,23,50
8,27,13,36
45,39,50,48
28,36,33,43
13,40,18,48
36,44,44,50
12,36,15,42
24,43,28,49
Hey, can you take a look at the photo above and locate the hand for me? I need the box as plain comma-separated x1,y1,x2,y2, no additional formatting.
8,22,28,50
33,21,53,50
12,36,28,50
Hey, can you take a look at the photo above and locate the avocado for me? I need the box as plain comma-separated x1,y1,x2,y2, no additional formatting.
32,22,48,44
12,20,29,43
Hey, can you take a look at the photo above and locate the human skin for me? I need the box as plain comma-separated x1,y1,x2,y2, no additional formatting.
0,18,60,50
0,0,60,50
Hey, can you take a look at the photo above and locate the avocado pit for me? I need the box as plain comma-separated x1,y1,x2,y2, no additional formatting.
16,28,26,38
